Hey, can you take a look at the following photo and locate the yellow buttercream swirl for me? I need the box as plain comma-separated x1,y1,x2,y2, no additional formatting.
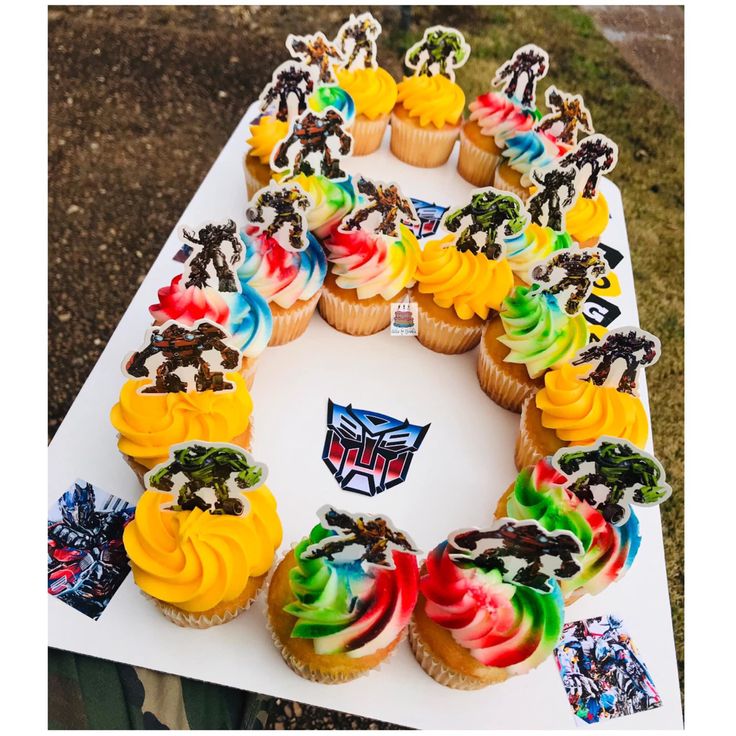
110,373,252,470
415,235,515,319
123,487,282,612
535,363,649,447
566,193,610,245
247,116,289,165
395,75,465,128
335,67,397,120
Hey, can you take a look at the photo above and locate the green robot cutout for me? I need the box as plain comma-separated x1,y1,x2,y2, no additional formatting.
404,25,470,82
443,187,528,260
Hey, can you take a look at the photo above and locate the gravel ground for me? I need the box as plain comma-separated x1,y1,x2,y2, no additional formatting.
49,5,684,728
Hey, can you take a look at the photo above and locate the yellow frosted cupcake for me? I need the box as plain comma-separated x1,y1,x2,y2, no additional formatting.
565,192,610,247
244,115,289,199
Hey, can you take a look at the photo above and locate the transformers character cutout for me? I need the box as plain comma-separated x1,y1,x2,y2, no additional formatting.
531,248,609,316
124,319,240,394
272,109,353,180
303,506,420,569
527,163,579,232
145,441,265,517
443,187,528,260
492,43,549,109
536,86,594,146
571,327,661,395
334,12,382,70
560,134,619,199
286,32,343,84
449,518,583,593
322,399,430,497
181,219,243,292
258,61,314,122
48,481,134,620
553,438,672,525
405,25,470,82
245,182,313,252
340,177,418,236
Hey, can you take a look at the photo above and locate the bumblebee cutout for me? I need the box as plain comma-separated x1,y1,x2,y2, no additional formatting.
404,25,470,82
302,505,420,570
340,176,418,237
528,162,579,233
257,61,314,122
449,518,583,593
181,219,243,293
492,44,549,110
286,32,343,84
123,319,241,394
334,11,382,71
571,326,661,395
552,437,672,526
145,441,266,517
535,86,594,146
559,134,619,199
245,182,313,252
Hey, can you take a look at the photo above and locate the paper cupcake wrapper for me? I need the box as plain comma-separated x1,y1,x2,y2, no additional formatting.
389,112,459,168
416,303,482,354
476,329,534,413
457,127,501,187
240,355,260,390
269,290,321,346
352,114,390,156
243,154,272,200
493,164,531,203
318,288,391,336
515,395,547,470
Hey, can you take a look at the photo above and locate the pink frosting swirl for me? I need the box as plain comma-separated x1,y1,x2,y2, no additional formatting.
149,274,229,325
469,92,537,143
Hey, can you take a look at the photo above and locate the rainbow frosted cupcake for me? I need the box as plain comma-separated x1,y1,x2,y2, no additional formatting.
503,223,572,284
284,173,356,241
267,506,420,683
320,223,420,336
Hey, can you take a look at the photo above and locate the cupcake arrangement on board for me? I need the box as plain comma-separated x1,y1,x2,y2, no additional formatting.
105,13,673,691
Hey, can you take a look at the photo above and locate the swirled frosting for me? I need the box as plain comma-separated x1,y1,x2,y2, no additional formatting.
149,275,272,357
501,460,640,598
565,191,610,244
535,363,649,447
284,523,419,658
247,115,289,165
469,92,537,143
334,67,397,119
415,235,514,318
237,227,326,309
308,85,356,127
420,540,563,671
324,224,420,300
123,486,282,612
395,75,465,128
110,373,252,470
286,174,356,239
498,286,590,378
501,131,566,186
504,224,572,283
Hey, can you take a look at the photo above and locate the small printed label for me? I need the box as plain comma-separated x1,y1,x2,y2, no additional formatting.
391,301,418,336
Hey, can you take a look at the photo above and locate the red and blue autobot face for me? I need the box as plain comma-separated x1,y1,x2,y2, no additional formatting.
322,400,430,496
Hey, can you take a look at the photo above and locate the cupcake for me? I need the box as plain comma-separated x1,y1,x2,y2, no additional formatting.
149,274,273,389
495,459,640,605
123,442,282,627
320,223,420,336
413,235,514,354
244,114,290,199
237,226,327,346
267,506,420,683
409,519,580,690
285,173,356,240
565,193,610,248
307,84,356,131
503,223,572,284
477,284,589,412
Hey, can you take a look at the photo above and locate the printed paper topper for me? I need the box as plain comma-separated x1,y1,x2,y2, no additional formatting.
335,12,382,71
559,133,619,199
531,247,609,316
449,518,584,593
258,60,314,122
286,32,343,84
271,108,353,181
442,186,528,260
571,326,661,396
340,176,418,237
492,43,550,110
181,219,243,293
144,441,266,517
123,318,241,394
405,25,470,82
302,505,421,570
245,181,313,252
535,85,594,146
552,437,672,525
527,161,579,233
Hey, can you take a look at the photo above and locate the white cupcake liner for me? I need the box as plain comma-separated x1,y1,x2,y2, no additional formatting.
269,291,321,346
415,303,482,354
317,288,391,336
389,112,460,167
515,394,546,470
456,126,501,187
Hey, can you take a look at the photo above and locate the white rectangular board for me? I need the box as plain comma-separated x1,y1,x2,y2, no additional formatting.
48,103,683,729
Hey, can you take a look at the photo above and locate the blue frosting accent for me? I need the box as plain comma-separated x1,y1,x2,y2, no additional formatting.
310,85,356,126
502,130,556,174
221,284,273,357
619,509,641,569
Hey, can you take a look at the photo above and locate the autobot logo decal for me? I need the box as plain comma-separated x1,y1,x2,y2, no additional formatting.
408,198,449,239
48,481,135,620
322,400,430,496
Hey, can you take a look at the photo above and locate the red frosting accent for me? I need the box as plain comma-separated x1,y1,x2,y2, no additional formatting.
324,228,387,269
149,274,230,326
244,225,300,283
471,93,536,132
